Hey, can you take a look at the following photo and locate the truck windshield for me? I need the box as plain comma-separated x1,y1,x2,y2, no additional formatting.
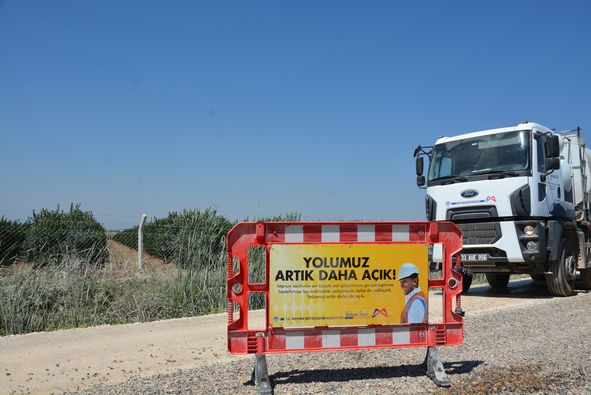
428,130,530,182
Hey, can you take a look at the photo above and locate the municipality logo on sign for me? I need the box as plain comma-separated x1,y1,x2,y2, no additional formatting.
371,308,388,318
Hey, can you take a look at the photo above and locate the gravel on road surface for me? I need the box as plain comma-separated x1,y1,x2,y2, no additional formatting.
71,288,591,395
2,278,550,394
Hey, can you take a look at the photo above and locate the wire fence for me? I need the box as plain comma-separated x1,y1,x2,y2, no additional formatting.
0,225,228,270
0,220,236,336
1,208,303,271
0,209,305,335
1,209,501,336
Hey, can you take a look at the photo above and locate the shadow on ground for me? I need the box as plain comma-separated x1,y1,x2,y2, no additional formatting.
466,278,552,299
465,277,590,299
243,359,483,387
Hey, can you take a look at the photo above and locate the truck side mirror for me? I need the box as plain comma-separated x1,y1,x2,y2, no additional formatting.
546,157,560,171
417,175,426,187
416,156,424,176
546,135,560,158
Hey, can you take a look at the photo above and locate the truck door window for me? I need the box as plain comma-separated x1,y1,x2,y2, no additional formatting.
431,155,452,178
536,136,547,174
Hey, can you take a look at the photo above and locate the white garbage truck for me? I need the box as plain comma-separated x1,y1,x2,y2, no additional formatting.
414,121,591,296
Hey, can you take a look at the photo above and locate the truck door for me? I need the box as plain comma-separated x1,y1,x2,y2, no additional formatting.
536,134,560,214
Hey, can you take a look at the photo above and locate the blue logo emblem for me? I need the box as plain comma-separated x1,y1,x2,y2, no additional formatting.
461,189,479,198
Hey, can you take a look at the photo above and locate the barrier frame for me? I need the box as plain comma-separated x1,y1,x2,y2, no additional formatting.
227,221,464,391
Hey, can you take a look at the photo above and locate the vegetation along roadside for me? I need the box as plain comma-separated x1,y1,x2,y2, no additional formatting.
0,205,299,336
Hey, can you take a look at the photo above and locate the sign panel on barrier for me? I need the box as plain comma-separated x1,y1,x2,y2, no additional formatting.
269,243,428,328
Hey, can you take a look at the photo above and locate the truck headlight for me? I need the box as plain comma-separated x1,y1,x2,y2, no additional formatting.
524,225,536,236
526,241,537,251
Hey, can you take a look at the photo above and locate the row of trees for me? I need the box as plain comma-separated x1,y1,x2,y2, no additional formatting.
0,204,106,267
113,208,232,270
113,209,301,269
1,205,301,269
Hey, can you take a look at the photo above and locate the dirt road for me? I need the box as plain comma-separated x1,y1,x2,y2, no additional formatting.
0,279,569,394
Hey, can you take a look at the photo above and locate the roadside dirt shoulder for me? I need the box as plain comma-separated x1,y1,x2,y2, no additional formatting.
0,279,555,394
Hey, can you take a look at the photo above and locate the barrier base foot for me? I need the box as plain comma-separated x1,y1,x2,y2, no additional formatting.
252,354,273,395
423,346,451,387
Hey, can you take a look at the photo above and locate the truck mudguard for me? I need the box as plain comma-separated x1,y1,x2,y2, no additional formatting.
550,201,576,221
546,220,563,263
547,220,579,263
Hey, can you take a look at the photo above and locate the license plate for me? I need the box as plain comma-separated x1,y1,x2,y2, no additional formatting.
461,253,488,261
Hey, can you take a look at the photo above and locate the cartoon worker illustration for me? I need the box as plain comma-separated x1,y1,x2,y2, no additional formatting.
398,262,428,324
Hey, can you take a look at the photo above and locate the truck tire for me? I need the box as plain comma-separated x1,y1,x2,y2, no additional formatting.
462,271,473,293
580,269,591,290
454,266,473,293
530,274,546,282
546,239,577,297
485,273,510,287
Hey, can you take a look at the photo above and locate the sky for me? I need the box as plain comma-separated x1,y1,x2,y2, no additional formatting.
1,1,590,229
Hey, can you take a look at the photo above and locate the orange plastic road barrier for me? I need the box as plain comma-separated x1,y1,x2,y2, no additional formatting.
227,221,464,356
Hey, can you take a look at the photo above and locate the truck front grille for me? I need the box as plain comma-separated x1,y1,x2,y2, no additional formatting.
457,222,501,245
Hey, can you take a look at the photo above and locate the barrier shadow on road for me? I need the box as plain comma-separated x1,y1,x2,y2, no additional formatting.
244,359,483,386
465,278,590,299
465,279,553,299
443,360,484,375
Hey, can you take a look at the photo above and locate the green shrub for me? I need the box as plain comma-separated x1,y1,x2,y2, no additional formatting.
0,218,28,266
22,204,107,266
164,208,233,269
112,226,138,248
113,208,233,270
244,212,302,222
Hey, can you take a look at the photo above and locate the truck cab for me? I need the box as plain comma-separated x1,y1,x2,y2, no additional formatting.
415,122,591,296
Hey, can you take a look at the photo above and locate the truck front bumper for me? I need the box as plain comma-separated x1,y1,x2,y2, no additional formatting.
459,220,547,274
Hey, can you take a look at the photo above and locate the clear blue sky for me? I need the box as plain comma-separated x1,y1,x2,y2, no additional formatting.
1,1,590,229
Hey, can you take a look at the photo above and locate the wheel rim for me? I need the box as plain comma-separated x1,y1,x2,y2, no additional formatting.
565,254,577,286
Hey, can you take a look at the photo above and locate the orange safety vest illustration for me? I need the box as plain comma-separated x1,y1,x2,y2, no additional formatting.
400,291,428,324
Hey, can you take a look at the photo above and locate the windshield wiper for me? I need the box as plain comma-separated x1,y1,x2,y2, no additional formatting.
431,175,468,185
488,171,520,179
471,168,494,174
472,169,521,178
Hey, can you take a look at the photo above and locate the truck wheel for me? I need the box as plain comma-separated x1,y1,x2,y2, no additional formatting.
530,274,546,282
485,273,510,287
546,239,577,297
580,269,591,290
462,271,473,293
